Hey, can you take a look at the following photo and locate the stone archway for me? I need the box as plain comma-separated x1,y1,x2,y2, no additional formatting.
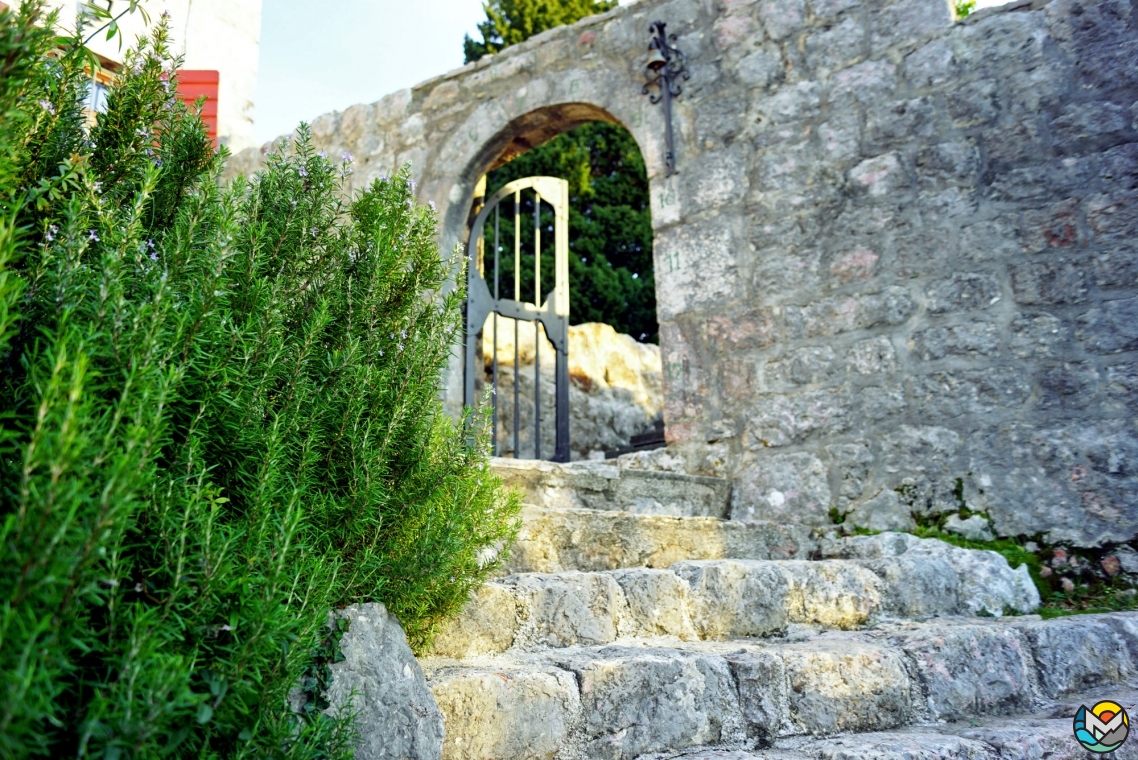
464,109,663,461
229,0,1138,546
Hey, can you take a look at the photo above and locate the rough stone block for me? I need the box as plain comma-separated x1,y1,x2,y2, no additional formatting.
780,638,914,735
895,624,1035,720
828,440,874,502
910,540,1039,616
943,512,995,541
757,81,822,125
671,560,790,638
955,717,1138,760
849,153,906,197
945,79,999,128
490,459,731,519
825,532,1039,617
763,345,836,388
813,0,861,19
558,646,745,759
804,17,865,72
507,572,624,649
428,665,580,760
505,505,816,574
808,732,998,759
429,583,518,658
912,322,1000,360
756,0,806,41
323,604,445,760
1013,617,1133,697
867,98,937,147
856,552,960,617
1009,314,1066,359
610,568,697,639
1077,297,1138,354
1092,249,1138,289
745,388,849,447
1010,259,1089,304
1036,362,1099,410
907,367,1032,418
926,272,1002,314
846,337,897,375
731,451,832,525
737,44,784,87
829,59,898,105
654,220,738,321
844,489,915,533
725,650,790,743
777,560,883,628
860,286,916,328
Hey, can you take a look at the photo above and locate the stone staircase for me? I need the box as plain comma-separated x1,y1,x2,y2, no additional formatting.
420,458,1138,760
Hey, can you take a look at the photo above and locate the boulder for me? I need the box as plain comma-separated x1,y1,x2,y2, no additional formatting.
481,317,661,460
325,603,444,760
943,512,996,542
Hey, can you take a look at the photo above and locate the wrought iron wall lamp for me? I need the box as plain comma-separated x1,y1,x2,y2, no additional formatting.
642,21,690,177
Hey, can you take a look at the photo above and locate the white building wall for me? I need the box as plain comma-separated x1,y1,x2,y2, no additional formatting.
15,0,263,152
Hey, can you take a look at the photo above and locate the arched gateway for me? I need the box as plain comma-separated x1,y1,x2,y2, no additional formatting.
230,0,1138,548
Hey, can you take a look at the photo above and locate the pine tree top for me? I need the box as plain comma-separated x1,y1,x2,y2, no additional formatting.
464,0,618,63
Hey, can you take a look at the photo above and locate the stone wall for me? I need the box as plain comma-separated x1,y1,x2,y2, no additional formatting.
228,0,1138,546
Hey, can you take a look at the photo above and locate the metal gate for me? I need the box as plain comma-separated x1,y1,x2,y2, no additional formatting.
464,176,570,462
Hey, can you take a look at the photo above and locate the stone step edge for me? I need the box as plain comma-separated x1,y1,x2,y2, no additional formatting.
432,536,1039,658
491,457,733,519
638,685,1138,759
503,504,819,574
424,612,1138,760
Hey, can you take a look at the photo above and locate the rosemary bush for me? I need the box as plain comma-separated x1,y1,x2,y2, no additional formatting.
0,4,519,757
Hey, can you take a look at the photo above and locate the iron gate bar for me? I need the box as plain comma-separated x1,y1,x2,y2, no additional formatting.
534,192,541,461
464,176,571,462
491,204,499,456
513,189,520,457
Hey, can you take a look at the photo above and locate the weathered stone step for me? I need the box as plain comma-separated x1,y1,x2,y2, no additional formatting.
642,689,1138,759
504,504,816,574
423,612,1138,760
491,457,731,518
431,533,1039,658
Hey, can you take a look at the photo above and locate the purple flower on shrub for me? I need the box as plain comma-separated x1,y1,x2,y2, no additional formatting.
317,151,327,159
298,167,307,177
88,230,99,242
38,99,54,115
45,224,58,242
149,251,158,261
342,152,354,163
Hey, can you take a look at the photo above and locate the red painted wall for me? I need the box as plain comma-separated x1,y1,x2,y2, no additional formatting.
176,70,219,147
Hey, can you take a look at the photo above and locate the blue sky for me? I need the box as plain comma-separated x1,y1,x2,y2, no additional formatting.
254,0,487,144
254,0,1011,146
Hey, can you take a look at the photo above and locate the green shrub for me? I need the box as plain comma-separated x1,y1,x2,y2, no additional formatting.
0,4,519,757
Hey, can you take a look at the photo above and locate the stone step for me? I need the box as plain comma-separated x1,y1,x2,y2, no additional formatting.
642,691,1138,759
504,504,817,574
430,532,1039,658
423,612,1138,760
491,456,731,518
